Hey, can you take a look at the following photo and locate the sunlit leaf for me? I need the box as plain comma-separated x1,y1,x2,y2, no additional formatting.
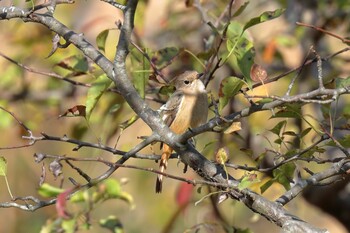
0,156,7,176
218,76,244,111
62,219,76,233
238,173,260,190
224,121,242,134
70,189,89,203
103,178,121,197
38,183,64,197
242,8,285,33
215,147,229,165
86,74,113,120
118,191,135,209
130,47,151,98
0,105,13,129
226,23,255,81
133,70,149,99
96,29,109,53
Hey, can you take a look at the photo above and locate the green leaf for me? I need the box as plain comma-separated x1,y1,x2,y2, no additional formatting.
130,47,151,98
273,163,296,191
236,38,255,81
70,189,89,203
109,104,122,114
300,127,312,138
242,8,285,33
96,29,109,53
62,219,76,233
0,156,7,176
38,183,64,198
338,135,350,147
272,104,302,118
117,191,135,209
85,74,113,120
100,216,123,233
119,115,139,129
233,1,249,17
218,76,244,111
158,85,175,96
103,178,121,197
238,173,260,190
226,22,255,81
235,228,253,233
343,105,350,119
269,120,287,136
56,55,89,73
132,70,149,99
335,76,350,89
99,179,134,208
327,135,350,148
151,47,181,67
260,178,275,194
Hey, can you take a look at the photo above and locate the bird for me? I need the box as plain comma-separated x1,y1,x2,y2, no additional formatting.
156,70,208,193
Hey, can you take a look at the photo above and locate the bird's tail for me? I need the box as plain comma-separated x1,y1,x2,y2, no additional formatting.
156,144,172,193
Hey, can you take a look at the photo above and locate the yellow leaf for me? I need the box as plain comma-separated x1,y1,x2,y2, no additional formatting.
215,147,229,164
224,122,242,134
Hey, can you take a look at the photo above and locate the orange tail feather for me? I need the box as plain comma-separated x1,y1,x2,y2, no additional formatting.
156,144,172,193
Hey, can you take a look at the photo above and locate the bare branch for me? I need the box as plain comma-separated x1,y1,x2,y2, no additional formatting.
101,0,126,11
296,22,350,45
276,158,350,205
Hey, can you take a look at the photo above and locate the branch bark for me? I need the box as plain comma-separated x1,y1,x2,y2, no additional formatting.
0,1,340,232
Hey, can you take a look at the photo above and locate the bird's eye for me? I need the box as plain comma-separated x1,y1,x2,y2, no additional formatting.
184,80,190,85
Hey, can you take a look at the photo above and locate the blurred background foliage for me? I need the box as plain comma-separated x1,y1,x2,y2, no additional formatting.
0,0,350,232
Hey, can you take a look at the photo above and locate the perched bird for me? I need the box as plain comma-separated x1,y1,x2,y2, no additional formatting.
156,70,208,193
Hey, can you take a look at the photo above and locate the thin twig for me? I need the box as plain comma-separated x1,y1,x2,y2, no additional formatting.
296,22,350,44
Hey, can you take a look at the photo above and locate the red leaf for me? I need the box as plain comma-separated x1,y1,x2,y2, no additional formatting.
176,182,193,207
56,188,73,219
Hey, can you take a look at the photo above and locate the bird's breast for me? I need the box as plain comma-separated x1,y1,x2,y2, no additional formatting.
169,92,208,134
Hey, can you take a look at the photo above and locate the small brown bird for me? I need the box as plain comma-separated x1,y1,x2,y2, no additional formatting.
156,70,208,193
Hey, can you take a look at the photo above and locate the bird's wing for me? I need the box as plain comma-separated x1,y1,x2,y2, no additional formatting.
160,91,184,127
